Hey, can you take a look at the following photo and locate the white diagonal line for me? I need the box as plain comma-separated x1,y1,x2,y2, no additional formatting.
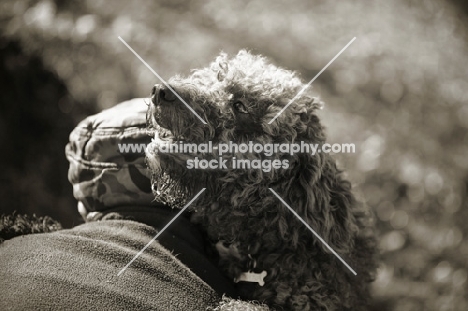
117,188,206,276
118,36,207,125
268,37,356,124
268,188,357,275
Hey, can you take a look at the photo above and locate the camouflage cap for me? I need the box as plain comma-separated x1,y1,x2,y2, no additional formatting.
65,98,155,212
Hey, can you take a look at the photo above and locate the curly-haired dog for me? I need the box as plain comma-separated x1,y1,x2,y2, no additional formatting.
146,50,377,310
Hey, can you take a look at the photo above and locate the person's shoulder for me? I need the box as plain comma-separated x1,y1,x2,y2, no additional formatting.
0,220,219,311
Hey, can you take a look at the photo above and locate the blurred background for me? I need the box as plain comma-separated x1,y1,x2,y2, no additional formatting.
0,0,467,309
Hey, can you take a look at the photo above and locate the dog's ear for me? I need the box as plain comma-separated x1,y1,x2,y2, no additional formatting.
285,153,357,255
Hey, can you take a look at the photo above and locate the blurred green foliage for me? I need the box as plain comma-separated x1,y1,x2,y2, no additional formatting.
0,0,467,310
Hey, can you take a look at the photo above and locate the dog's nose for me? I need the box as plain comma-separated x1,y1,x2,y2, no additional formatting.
159,86,177,102
151,85,158,104
151,85,177,104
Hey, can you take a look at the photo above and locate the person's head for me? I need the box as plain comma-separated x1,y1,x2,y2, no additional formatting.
65,98,155,220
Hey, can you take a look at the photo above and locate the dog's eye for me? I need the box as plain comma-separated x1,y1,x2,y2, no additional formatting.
233,101,248,114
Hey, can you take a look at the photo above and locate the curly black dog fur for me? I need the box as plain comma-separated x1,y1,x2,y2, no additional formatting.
146,50,377,310
0,213,62,244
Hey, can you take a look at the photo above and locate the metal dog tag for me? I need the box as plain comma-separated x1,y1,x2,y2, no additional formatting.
234,270,267,286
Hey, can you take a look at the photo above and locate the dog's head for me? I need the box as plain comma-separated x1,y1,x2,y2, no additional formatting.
146,50,325,207
146,49,356,250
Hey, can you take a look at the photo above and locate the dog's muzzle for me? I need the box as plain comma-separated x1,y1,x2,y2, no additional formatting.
151,84,177,105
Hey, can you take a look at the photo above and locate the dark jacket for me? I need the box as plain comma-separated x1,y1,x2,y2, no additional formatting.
0,208,226,310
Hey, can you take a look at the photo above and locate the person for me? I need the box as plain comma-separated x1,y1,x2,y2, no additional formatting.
0,98,245,310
